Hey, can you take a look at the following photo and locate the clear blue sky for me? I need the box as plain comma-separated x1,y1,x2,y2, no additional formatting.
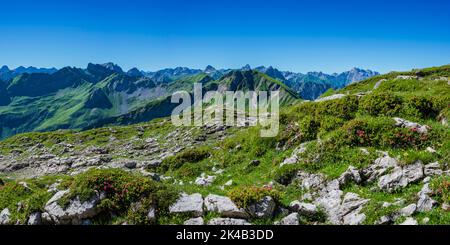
1,0,450,73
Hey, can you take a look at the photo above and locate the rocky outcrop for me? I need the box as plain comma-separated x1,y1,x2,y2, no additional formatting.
44,190,105,224
246,196,276,218
204,194,248,218
416,184,437,212
169,193,204,217
393,117,430,134
184,217,204,225
377,161,424,193
27,212,42,225
275,213,299,225
0,208,11,225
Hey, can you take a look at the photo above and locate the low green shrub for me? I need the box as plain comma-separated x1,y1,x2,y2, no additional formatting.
228,186,280,208
359,92,403,116
430,176,450,205
61,168,178,219
158,146,210,173
273,164,302,185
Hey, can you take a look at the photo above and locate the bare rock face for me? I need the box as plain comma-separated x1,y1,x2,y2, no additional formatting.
338,166,362,187
377,161,424,193
169,193,204,217
204,194,248,218
416,184,437,212
362,156,399,183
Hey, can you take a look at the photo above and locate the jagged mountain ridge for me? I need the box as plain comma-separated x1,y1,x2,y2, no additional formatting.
0,63,299,139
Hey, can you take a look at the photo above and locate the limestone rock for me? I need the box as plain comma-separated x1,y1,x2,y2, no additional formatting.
276,213,299,225
169,193,204,217
289,201,317,217
246,196,276,218
400,217,418,225
44,190,104,224
27,212,42,225
338,166,362,186
204,194,247,218
184,217,204,225
0,208,11,225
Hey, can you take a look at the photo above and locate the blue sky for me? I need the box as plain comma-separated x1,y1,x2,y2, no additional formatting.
1,0,450,73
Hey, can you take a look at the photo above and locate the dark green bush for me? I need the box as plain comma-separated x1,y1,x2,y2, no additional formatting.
62,168,178,217
273,164,302,185
359,92,403,116
299,116,320,141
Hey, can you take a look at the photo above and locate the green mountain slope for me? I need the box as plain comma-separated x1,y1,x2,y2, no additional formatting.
0,65,448,225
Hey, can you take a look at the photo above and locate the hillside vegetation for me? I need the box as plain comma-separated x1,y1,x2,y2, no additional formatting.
0,65,449,225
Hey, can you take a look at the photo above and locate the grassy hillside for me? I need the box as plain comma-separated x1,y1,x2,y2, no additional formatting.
0,65,449,225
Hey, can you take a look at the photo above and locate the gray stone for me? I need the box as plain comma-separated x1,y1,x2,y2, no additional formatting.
424,162,442,176
246,196,276,218
289,201,317,217
399,204,416,217
44,190,104,224
147,207,156,221
195,173,216,186
280,143,308,167
124,161,137,169
208,218,250,225
400,217,418,225
338,166,362,186
393,117,429,134
296,171,326,190
184,217,204,225
378,161,424,192
0,208,11,225
204,194,248,218
27,212,42,225
416,184,437,212
276,213,299,225
362,156,398,183
169,193,204,217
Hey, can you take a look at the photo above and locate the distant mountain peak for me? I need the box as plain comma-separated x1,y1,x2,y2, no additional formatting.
101,62,123,73
241,64,252,71
204,65,216,73
127,68,143,77
0,65,9,73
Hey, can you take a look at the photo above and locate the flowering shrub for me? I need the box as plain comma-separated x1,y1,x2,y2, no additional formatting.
431,176,450,205
385,127,429,149
228,186,280,208
341,119,372,146
62,168,179,217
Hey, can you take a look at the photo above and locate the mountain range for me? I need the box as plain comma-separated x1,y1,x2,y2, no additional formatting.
0,62,378,139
